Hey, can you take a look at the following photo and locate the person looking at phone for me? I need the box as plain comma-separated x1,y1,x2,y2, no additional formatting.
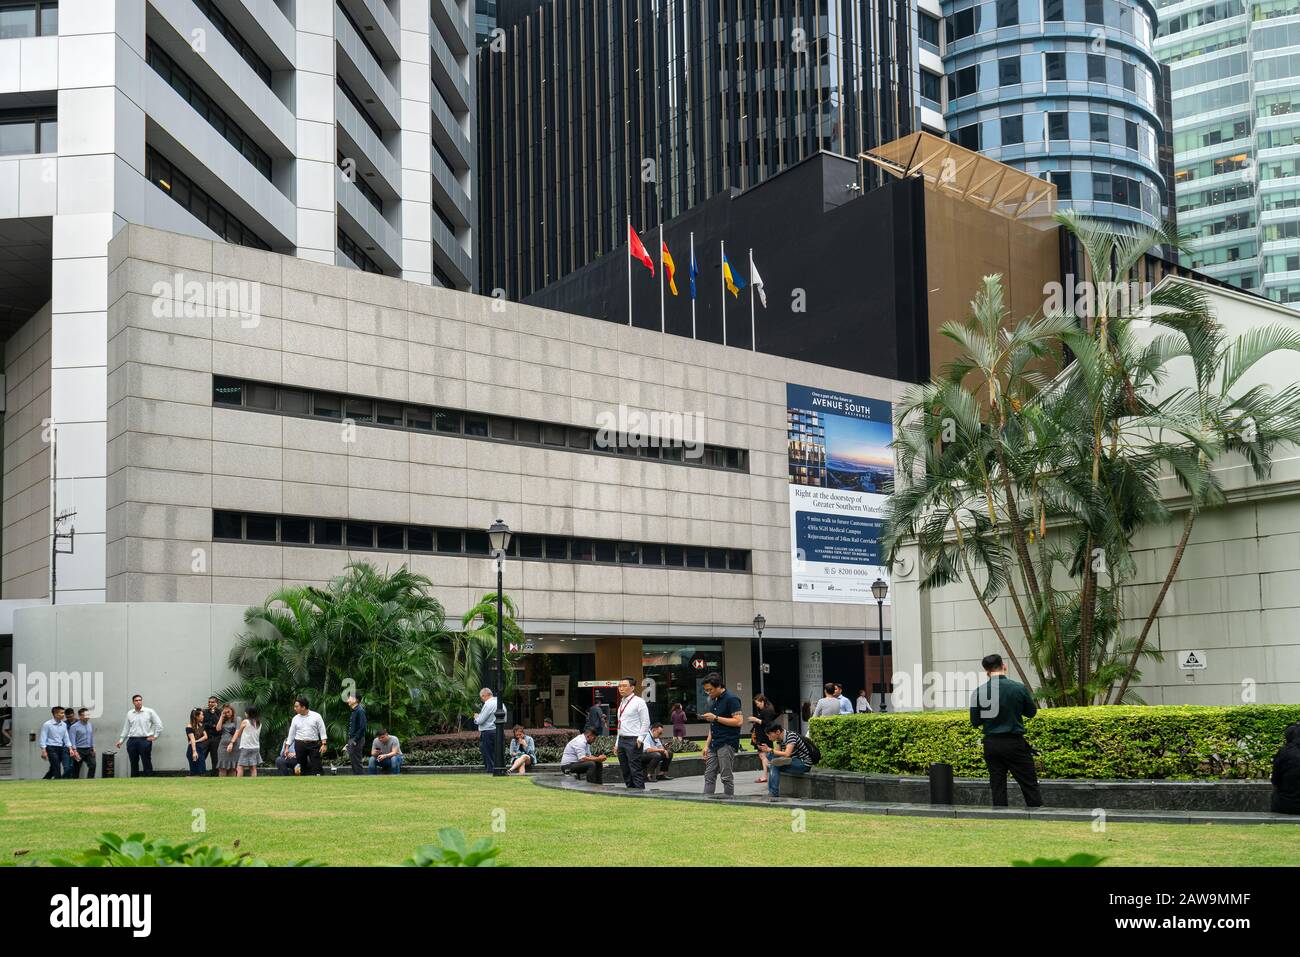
700,673,743,797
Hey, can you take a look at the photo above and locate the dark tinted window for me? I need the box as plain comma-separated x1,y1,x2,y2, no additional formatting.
572,539,594,561
314,393,343,418
999,57,1020,86
246,514,277,541
435,410,462,433
618,542,640,563
465,531,491,555
281,516,311,543
545,537,569,560
346,398,373,424
518,535,543,558
408,527,433,551
516,420,540,443
315,519,343,546
407,406,433,430
214,511,242,538
247,384,277,410
377,524,405,549
664,545,685,566
346,523,375,548
594,540,616,563
685,547,707,568
437,530,463,552
280,389,310,414
376,402,403,426
464,415,489,437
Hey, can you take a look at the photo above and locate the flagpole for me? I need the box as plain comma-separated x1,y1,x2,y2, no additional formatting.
627,215,633,327
721,239,727,348
749,247,756,352
690,231,697,340
659,223,665,334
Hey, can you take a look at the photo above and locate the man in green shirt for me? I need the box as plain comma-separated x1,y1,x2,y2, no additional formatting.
969,654,1043,808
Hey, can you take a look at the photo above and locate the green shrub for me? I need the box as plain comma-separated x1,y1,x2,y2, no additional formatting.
47,833,321,868
808,705,1300,780
402,828,501,867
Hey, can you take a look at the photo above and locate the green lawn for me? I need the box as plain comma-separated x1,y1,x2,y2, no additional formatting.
1,777,1295,867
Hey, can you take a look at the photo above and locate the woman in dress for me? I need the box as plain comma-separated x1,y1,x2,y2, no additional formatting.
749,693,779,783
670,701,687,742
216,704,239,776
230,706,262,778
184,708,209,776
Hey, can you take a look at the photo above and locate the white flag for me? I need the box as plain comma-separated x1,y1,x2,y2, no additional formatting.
751,258,767,308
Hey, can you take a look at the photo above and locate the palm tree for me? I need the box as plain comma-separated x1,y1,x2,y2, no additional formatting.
886,211,1300,705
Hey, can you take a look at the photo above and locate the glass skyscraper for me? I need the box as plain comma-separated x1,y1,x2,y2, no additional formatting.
941,0,1169,231
1156,0,1300,307
478,0,916,298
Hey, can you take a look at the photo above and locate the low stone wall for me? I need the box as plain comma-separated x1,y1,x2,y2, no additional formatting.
782,769,1277,811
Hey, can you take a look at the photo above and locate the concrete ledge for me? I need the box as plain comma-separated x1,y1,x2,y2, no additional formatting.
782,769,1279,811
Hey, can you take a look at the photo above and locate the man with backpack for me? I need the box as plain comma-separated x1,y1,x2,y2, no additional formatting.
757,721,817,797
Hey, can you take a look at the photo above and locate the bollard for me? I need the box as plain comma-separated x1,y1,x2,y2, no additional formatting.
929,762,954,805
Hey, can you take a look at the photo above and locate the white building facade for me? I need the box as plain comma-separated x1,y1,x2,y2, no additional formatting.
0,0,476,604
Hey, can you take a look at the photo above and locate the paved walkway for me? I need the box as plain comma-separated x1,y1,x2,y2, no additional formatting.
533,773,1300,825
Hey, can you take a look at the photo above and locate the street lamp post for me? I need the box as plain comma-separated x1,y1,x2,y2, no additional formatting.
753,613,767,697
871,578,888,713
488,518,513,777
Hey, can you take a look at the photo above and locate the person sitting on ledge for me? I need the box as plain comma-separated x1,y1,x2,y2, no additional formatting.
560,728,607,784
368,729,403,775
1272,722,1300,815
507,725,536,774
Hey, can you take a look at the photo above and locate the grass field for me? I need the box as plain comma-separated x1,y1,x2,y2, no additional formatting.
1,777,1296,866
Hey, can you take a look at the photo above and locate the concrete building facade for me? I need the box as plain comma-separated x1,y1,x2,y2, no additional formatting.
0,0,478,606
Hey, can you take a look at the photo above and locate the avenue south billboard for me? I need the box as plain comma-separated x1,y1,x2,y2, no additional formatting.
786,383,893,604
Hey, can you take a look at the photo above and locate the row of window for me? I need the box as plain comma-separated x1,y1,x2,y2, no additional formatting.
338,76,384,139
192,0,272,86
1161,0,1243,36
212,376,750,472
337,227,383,273
0,106,55,156
1174,152,1250,183
988,112,1139,150
1177,182,1254,213
146,38,273,180
213,510,753,572
948,52,1139,102
947,0,1143,44
0,0,56,39
145,145,272,251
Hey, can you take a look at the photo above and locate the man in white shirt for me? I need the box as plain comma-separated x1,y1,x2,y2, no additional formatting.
114,694,164,777
856,689,874,713
614,676,650,790
560,728,607,784
285,696,327,775
640,721,673,781
473,688,498,774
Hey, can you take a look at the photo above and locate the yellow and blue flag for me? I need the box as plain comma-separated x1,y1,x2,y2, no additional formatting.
722,251,746,298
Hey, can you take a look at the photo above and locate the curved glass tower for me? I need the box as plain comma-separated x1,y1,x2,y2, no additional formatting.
942,0,1168,230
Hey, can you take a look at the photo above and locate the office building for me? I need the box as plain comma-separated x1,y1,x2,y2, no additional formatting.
1155,0,1300,307
938,0,1169,231
477,0,917,299
0,0,478,607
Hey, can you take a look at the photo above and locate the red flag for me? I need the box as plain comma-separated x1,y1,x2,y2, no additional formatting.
629,224,655,275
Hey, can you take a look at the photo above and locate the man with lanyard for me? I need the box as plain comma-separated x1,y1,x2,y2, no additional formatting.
614,676,650,789
346,693,368,775
115,694,163,777
69,708,97,778
202,696,222,776
286,696,328,775
701,673,744,796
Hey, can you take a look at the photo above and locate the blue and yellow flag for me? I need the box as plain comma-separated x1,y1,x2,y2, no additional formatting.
722,251,746,298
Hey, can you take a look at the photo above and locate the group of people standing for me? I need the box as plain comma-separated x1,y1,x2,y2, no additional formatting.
185,698,262,776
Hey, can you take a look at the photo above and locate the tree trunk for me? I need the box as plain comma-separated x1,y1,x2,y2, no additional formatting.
1077,534,1096,705
953,516,1033,689
1111,511,1195,704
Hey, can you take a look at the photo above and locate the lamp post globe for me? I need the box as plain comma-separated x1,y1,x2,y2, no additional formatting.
488,519,512,776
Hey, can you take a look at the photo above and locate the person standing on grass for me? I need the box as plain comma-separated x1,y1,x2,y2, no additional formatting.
345,693,368,776
40,706,70,779
69,709,97,778
670,701,687,743
615,677,650,790
286,696,328,775
507,725,536,774
748,693,778,784
61,707,77,776
1271,722,1300,815
473,687,498,774
215,704,239,777
759,721,813,798
115,694,163,777
230,706,262,778
970,653,1043,808
202,696,222,776
700,673,743,797
560,728,607,784
369,728,403,774
184,709,209,776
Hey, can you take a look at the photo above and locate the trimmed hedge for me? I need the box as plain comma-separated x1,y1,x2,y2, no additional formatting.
808,705,1300,780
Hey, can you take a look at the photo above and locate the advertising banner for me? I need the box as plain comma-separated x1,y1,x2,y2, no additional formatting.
786,383,893,604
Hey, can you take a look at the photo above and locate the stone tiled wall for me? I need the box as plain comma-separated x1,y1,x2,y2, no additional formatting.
103,224,912,637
